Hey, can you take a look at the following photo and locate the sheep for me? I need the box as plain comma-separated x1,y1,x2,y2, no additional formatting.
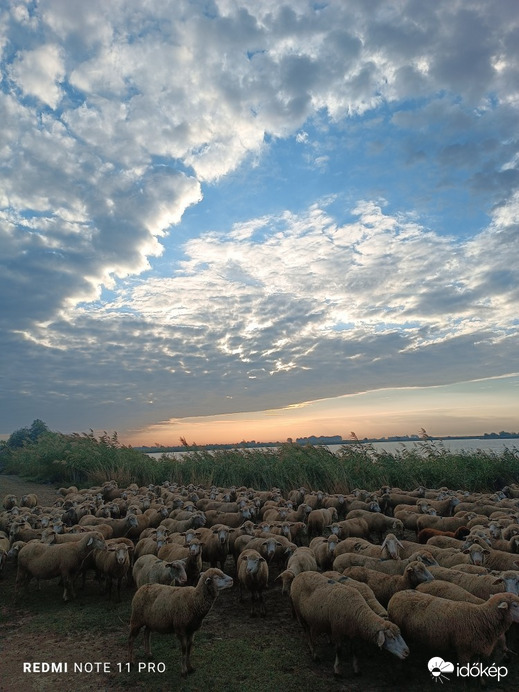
160,513,206,534
158,538,203,585
93,540,131,601
236,536,282,565
333,549,438,574
310,535,339,571
290,572,409,676
342,561,434,607
132,554,188,588
335,533,404,560
415,580,485,604
197,524,231,571
20,494,38,508
307,507,338,539
237,548,269,617
0,531,9,576
128,567,233,676
417,526,469,544
321,571,389,619
333,518,371,539
277,547,319,595
345,510,404,542
204,508,252,528
16,531,106,601
387,590,519,665
2,495,17,510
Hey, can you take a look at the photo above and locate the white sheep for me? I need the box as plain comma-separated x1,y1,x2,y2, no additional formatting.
16,531,106,601
237,548,269,617
290,572,409,676
128,567,233,676
132,554,188,588
388,589,519,665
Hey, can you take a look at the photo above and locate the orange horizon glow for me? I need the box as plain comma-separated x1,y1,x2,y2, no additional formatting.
120,376,519,447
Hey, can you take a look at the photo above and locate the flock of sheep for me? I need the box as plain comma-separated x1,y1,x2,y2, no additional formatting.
2,480,519,682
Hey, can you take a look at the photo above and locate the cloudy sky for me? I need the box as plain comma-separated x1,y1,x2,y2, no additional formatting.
1,0,518,445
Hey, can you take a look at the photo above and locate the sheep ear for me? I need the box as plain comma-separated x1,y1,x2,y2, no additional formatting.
492,578,504,585
498,601,509,610
377,630,385,647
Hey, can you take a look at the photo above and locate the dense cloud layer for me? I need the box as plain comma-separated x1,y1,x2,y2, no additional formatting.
1,0,518,434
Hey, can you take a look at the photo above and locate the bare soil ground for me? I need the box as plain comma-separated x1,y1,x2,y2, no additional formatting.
1,475,518,692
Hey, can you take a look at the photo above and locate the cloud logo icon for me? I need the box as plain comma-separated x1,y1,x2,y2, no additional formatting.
428,657,454,682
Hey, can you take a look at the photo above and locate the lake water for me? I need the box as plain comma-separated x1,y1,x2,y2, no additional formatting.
147,437,518,459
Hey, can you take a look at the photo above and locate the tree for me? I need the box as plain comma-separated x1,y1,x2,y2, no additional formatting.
7,419,50,449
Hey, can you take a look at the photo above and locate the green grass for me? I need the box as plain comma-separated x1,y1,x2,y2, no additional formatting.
2,430,519,493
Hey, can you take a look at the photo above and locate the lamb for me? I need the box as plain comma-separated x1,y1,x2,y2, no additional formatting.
128,567,233,676
132,554,188,588
342,561,434,607
237,548,269,616
277,547,319,594
16,531,106,601
290,572,409,676
93,540,131,602
387,590,519,665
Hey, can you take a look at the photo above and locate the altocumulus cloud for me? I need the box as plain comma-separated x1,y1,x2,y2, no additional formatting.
1,0,518,434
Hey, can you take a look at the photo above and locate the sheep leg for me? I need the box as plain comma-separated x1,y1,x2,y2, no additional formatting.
259,591,266,617
349,639,361,675
179,634,195,677
333,641,343,677
128,624,141,664
143,627,153,658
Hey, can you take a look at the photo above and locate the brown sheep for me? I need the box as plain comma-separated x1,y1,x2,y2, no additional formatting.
342,561,434,607
290,572,409,676
128,568,233,676
388,590,519,666
16,531,106,601
237,548,269,617
277,547,319,595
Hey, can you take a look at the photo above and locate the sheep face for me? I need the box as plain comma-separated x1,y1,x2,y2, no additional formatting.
108,544,129,565
378,624,410,660
167,560,188,585
405,562,434,585
498,595,519,624
241,553,266,575
204,570,233,594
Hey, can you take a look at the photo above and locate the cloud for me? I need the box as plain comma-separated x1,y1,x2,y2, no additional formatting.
1,0,518,435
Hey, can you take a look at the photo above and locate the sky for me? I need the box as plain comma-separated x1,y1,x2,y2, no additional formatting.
1,0,519,446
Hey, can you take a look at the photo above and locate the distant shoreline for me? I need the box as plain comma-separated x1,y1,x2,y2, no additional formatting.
134,432,519,454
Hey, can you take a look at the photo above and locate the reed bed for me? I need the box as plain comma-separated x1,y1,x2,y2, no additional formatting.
2,430,518,493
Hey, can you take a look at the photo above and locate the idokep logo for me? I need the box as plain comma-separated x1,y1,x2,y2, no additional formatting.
427,656,508,683
428,657,454,683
